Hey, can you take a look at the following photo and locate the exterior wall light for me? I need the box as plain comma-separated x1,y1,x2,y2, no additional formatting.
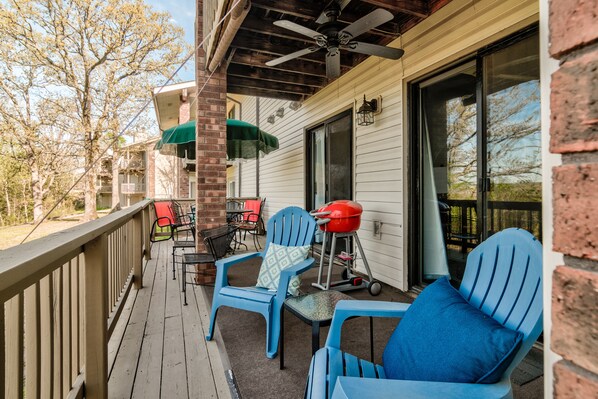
267,115,276,124
356,95,381,126
289,101,301,111
276,107,285,117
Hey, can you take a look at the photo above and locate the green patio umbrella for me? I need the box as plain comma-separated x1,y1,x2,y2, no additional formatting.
155,119,279,160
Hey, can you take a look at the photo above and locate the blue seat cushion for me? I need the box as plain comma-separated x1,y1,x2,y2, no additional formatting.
382,277,523,384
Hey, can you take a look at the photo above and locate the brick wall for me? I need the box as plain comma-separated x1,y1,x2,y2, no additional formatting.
549,0,598,396
194,0,227,283
179,169,190,198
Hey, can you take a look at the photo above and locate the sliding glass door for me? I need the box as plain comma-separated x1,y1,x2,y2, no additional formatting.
411,28,540,287
307,111,352,243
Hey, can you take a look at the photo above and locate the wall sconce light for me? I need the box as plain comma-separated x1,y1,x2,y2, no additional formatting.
267,115,276,124
356,95,382,126
289,101,301,111
276,107,285,118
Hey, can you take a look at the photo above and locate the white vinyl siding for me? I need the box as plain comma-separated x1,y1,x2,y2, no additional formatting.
230,0,538,290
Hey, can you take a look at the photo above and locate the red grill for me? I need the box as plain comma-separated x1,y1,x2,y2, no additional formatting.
310,200,363,233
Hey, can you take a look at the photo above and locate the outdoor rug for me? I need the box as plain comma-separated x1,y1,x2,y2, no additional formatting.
203,256,543,399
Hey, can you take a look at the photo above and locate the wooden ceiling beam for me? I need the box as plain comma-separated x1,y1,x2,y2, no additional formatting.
359,0,429,18
231,50,350,78
227,85,305,102
239,18,314,44
251,0,400,36
227,64,327,88
228,76,316,96
250,0,321,19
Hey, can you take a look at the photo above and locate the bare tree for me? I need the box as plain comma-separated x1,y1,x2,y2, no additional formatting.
0,56,77,222
0,0,189,220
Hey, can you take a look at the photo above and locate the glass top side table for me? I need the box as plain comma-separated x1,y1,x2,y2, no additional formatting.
280,290,373,369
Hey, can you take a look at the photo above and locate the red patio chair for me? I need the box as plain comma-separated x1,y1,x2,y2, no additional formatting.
237,198,265,251
150,200,194,243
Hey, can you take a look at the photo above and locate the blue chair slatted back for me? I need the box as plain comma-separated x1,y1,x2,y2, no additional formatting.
458,228,543,377
264,206,317,253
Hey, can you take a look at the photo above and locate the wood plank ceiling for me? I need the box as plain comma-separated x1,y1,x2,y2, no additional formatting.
221,0,452,101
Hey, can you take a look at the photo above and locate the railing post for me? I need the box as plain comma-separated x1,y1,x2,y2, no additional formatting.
143,205,151,261
0,299,5,396
84,234,108,399
133,212,143,290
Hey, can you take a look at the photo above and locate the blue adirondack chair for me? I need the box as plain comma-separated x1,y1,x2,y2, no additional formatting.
206,206,317,358
306,228,543,399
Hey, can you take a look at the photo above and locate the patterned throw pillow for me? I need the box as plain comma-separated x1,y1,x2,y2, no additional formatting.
256,242,310,296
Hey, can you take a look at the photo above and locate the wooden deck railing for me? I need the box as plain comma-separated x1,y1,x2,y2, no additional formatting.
444,199,542,253
0,200,154,399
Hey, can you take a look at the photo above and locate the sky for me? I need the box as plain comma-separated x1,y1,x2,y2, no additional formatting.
146,0,196,82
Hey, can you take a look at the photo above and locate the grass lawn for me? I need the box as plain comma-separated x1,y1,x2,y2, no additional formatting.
0,220,84,250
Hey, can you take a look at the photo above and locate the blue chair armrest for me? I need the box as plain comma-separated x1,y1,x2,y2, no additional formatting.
281,257,315,277
332,376,512,399
276,257,315,300
325,301,410,349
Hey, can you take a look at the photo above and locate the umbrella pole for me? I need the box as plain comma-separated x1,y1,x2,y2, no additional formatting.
255,97,260,197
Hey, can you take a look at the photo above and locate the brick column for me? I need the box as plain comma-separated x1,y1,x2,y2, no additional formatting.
178,89,191,199
549,1,598,396
195,0,227,283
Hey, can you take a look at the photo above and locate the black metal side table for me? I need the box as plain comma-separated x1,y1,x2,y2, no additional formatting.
279,290,373,370
181,253,215,305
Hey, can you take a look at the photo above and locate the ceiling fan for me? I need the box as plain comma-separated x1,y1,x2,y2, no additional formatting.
265,1,405,79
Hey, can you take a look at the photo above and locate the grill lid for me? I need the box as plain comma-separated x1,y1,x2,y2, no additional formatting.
317,200,362,219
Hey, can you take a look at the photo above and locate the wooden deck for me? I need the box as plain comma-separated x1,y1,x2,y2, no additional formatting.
108,240,232,399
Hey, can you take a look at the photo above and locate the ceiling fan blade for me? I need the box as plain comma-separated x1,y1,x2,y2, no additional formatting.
265,47,319,67
273,20,321,39
339,8,394,40
316,0,352,24
326,52,341,79
343,41,404,59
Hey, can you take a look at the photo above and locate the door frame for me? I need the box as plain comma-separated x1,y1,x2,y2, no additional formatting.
304,109,354,211
408,25,539,289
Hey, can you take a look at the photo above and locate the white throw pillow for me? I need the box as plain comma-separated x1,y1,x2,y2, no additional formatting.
256,242,310,296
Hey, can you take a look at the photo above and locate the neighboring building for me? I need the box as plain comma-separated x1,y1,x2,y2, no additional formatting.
96,137,189,209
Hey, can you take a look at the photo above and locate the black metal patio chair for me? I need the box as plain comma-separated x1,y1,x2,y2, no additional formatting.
181,225,238,305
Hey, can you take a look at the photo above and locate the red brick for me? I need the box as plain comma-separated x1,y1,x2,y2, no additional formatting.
554,360,598,398
549,0,598,57
553,164,598,259
552,266,598,374
195,0,227,232
550,48,598,153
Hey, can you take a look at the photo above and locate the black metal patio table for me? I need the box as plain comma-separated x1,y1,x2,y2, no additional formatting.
226,209,251,251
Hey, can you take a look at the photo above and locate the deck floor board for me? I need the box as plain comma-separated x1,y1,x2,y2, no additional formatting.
109,241,231,399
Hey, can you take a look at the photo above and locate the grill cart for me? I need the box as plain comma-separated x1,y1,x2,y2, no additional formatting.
310,200,381,296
